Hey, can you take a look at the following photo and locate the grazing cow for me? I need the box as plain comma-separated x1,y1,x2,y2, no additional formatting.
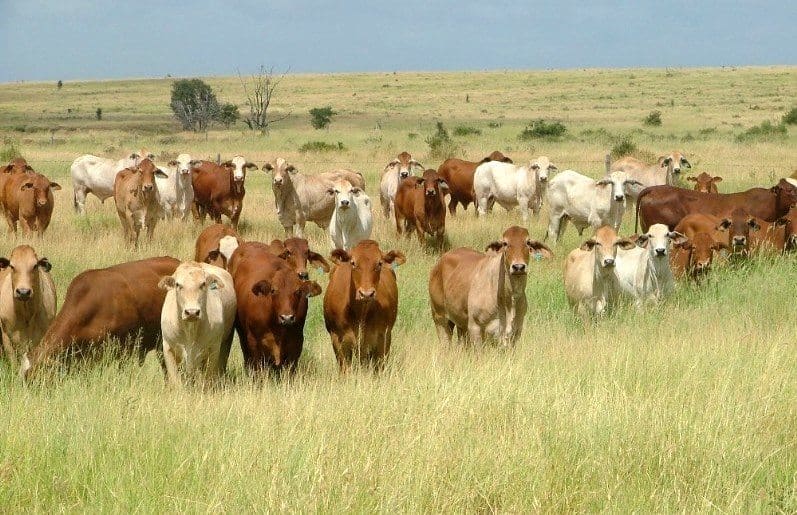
113,158,168,247
615,224,686,306
191,156,256,229
611,150,691,201
266,238,330,280
156,153,195,220
194,224,243,269
545,170,642,244
437,150,513,215
563,226,636,319
2,171,61,236
21,256,180,380
0,246,56,366
686,172,722,194
229,243,322,374
429,226,552,347
394,169,448,247
158,261,237,386
264,158,366,236
670,233,728,281
323,240,405,371
380,151,423,218
70,150,152,214
635,179,797,232
329,180,373,250
0,158,34,212
473,156,558,220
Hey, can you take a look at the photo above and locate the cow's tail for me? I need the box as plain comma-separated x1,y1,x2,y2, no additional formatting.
634,187,650,233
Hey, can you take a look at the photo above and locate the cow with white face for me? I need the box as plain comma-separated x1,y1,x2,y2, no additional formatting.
329,180,373,251
380,151,423,218
156,153,195,220
616,224,686,307
224,155,258,184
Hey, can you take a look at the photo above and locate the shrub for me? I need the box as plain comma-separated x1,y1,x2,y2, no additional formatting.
309,106,336,129
518,119,567,140
453,125,481,136
643,110,662,126
487,121,502,128
57,80,63,89
782,107,797,125
0,139,21,162
217,103,240,128
425,122,461,160
735,121,788,143
610,136,638,159
298,141,345,153
95,108,102,121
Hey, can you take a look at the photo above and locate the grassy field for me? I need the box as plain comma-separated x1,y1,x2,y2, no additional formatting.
0,66,796,511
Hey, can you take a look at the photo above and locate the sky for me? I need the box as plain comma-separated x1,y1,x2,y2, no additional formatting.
0,0,795,82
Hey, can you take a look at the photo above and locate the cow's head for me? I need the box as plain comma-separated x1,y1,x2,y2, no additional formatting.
330,240,405,301
20,173,61,208
263,158,297,188
168,153,194,177
132,149,155,166
482,151,513,164
659,151,691,175
485,226,553,276
2,157,33,175
580,226,635,271
415,169,448,198
222,155,257,183
674,232,727,277
596,171,642,203
327,180,364,211
134,159,168,195
0,245,51,302
716,208,759,253
772,178,797,215
634,223,687,259
204,235,241,270
686,172,722,194
159,263,223,321
251,268,321,326
529,156,558,184
272,238,330,280
385,151,422,179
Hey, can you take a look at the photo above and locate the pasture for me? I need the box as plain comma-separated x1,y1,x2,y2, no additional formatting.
1,66,796,511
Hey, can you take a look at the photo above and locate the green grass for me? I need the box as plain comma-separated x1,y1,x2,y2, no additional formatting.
0,66,796,511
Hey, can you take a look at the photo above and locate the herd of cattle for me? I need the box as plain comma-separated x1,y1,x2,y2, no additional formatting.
0,148,795,384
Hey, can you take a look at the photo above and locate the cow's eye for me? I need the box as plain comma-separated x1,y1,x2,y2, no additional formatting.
175,283,182,289
351,261,357,269
199,282,206,289
375,262,383,270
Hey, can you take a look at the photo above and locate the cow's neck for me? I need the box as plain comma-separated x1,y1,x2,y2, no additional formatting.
423,194,445,230
275,175,301,214
230,175,244,196
485,252,526,304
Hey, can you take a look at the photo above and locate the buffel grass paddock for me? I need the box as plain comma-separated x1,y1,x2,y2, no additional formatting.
0,66,796,511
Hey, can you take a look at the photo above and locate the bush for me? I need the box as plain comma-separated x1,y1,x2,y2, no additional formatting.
735,121,788,143
217,103,240,128
298,141,345,153
309,106,336,129
95,108,102,121
0,139,21,162
610,136,638,159
518,119,567,140
643,110,662,126
782,107,797,125
425,122,461,160
453,125,482,136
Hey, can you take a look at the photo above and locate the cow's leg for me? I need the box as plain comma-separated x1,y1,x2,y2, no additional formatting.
433,319,454,346
218,328,235,377
476,195,489,217
381,196,391,218
5,213,17,235
414,220,426,245
447,196,458,216
329,331,353,374
395,211,404,235
467,320,484,346
518,196,530,223
545,213,562,243
2,330,17,366
73,187,88,215
162,340,182,387
19,217,33,237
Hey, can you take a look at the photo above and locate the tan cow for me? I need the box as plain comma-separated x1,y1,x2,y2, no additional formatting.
380,151,423,218
0,245,56,366
612,151,691,201
429,226,552,346
113,158,168,247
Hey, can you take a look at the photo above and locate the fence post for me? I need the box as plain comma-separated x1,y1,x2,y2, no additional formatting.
605,153,611,174
216,153,221,164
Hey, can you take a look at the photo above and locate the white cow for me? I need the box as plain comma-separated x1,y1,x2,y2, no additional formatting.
70,149,153,214
158,261,237,386
528,156,558,215
155,153,194,220
329,180,373,250
545,169,643,244
380,151,423,218
615,224,686,307
473,156,557,221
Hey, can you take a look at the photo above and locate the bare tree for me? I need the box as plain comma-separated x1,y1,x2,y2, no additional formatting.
238,66,291,133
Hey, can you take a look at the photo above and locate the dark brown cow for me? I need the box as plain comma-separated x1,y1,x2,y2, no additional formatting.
228,243,321,374
267,238,330,280
323,240,405,372
191,159,253,230
686,172,722,194
670,233,728,281
2,171,61,237
21,256,180,380
437,151,512,215
394,169,448,247
636,179,797,232
194,224,243,269
113,159,168,246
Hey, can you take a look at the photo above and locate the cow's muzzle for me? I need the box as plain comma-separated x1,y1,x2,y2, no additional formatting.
510,263,527,274
602,258,615,268
400,171,410,179
14,288,32,300
298,271,310,280
356,288,376,301
655,248,667,257
183,308,201,320
614,195,624,202
425,189,436,197
279,314,296,325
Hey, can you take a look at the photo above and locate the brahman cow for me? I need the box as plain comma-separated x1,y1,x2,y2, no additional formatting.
0,158,35,212
670,233,728,281
394,169,448,248
674,209,759,257
2,171,61,236
380,151,423,218
437,151,513,215
194,224,243,270
686,172,722,194
611,150,690,201
324,240,405,372
0,246,56,367
429,226,552,347
615,224,686,306
545,170,642,244
156,153,195,220
159,261,237,386
21,256,180,380
329,179,373,250
191,156,256,230
473,156,558,220
113,158,168,247
70,150,152,214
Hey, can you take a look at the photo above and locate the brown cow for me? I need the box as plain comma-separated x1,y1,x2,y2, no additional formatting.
21,256,180,380
2,171,61,237
636,179,797,232
674,209,759,256
194,224,243,269
191,157,255,230
670,233,728,281
323,240,405,372
267,238,330,280
113,158,168,246
0,158,34,212
748,206,797,254
686,172,722,193
394,169,448,248
228,243,321,374
437,150,512,215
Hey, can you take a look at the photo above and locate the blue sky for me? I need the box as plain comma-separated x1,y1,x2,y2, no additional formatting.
0,0,794,82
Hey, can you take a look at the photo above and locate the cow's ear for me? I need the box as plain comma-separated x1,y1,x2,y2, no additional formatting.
277,249,292,260
286,165,298,174
547,163,557,171
167,160,178,166
668,231,689,245
154,169,169,179
301,281,323,298
502,157,514,163
36,258,52,272
682,158,692,168
206,274,223,290
409,159,423,169
326,188,335,196
415,177,425,186
329,249,351,264
263,162,274,172
716,219,732,231
189,160,202,168
530,163,541,170
205,249,221,263
686,176,697,182
659,156,670,167
437,179,449,190
244,162,258,171
158,276,176,290
673,240,692,250
1,165,12,174
49,182,62,191
748,218,761,231
617,239,637,250
580,239,597,251
527,240,553,259
251,280,271,296
485,241,505,252
221,160,234,169
595,179,611,186
308,251,331,272
20,182,34,191
712,176,723,183
774,217,789,227
382,250,406,266
634,234,649,247
0,257,10,269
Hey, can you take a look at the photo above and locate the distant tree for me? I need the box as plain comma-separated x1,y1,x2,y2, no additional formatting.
95,107,102,120
218,103,240,128
238,66,291,133
309,106,336,130
170,79,221,132
57,80,63,89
